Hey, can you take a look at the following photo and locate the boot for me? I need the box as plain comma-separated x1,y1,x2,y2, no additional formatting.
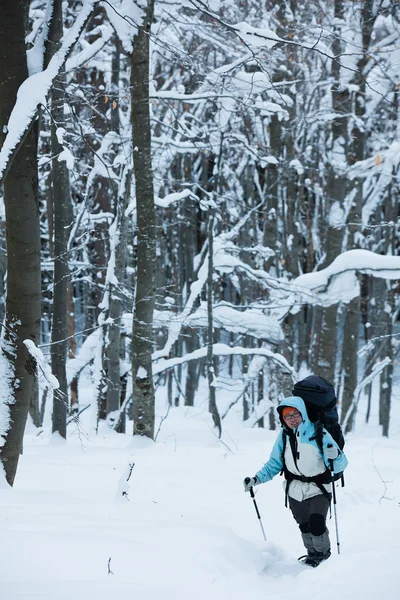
298,532,318,566
310,530,331,566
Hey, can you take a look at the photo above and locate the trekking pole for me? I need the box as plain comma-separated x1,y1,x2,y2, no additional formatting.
327,444,340,555
246,482,267,542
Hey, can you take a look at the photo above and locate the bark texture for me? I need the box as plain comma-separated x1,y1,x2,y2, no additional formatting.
0,0,41,485
48,0,72,439
131,0,156,439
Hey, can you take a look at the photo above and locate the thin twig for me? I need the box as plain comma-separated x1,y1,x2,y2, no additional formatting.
154,403,171,442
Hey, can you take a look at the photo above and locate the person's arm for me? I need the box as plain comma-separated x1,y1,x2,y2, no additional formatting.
255,431,285,483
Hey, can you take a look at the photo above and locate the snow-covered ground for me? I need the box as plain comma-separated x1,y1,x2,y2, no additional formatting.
0,391,399,600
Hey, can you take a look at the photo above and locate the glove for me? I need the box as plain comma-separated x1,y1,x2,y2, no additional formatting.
243,476,259,492
325,445,339,460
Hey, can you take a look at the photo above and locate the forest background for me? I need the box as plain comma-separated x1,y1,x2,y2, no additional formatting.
0,0,399,487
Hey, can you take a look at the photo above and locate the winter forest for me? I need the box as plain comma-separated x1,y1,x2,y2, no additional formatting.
1,0,400,597
0,0,400,485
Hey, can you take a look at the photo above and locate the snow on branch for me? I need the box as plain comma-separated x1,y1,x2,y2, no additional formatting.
289,250,400,314
341,357,391,432
23,340,59,390
65,23,114,72
233,21,283,49
0,0,97,184
346,141,400,225
27,0,55,76
155,189,199,208
153,343,293,376
152,204,263,360
66,329,100,385
103,0,145,53
186,303,284,345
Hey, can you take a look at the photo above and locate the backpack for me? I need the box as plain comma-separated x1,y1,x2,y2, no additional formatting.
292,375,345,451
278,375,345,505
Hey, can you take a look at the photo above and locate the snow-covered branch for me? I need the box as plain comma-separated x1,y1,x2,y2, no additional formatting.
153,343,293,376
152,204,263,360
341,357,392,431
0,0,97,184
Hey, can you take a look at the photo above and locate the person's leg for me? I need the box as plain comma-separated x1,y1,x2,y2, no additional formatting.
308,494,331,561
288,497,315,559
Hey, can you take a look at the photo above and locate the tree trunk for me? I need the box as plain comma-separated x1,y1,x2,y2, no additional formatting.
0,0,41,485
48,0,72,439
340,296,359,432
314,0,348,382
131,0,156,439
207,210,221,436
105,169,131,423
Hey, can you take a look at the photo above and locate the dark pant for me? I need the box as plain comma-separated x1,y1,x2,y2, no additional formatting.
289,494,331,536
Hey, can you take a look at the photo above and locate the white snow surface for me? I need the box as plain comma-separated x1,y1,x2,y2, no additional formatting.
0,384,399,600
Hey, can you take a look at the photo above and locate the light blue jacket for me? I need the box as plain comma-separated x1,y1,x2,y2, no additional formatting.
255,396,348,502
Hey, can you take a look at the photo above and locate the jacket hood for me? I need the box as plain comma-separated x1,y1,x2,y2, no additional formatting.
276,396,309,428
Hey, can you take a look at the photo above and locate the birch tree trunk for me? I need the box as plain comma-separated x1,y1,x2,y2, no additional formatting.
131,0,156,439
0,0,41,485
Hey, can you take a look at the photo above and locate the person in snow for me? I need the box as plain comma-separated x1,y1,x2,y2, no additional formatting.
244,396,348,567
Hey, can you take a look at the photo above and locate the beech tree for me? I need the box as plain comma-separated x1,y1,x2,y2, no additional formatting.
131,0,157,439
0,0,399,478
0,0,41,485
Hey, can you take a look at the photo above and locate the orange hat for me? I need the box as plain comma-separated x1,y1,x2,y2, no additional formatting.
282,406,296,418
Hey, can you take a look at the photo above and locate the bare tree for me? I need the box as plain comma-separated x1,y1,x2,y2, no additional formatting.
131,0,156,439
47,0,73,439
0,0,41,484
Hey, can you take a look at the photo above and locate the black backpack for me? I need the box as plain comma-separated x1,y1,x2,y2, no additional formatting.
292,375,345,451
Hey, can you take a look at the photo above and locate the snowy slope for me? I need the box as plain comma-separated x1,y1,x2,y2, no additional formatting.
0,399,399,600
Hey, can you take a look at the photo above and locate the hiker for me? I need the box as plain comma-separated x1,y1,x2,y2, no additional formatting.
243,395,348,567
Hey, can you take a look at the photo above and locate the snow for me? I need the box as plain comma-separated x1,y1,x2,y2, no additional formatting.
287,250,400,314
103,0,145,54
187,303,284,344
153,343,293,376
0,0,96,181
260,155,279,167
155,189,198,208
65,24,114,72
26,1,55,76
58,148,75,170
23,340,59,390
137,366,147,379
0,341,14,448
295,250,400,288
152,206,265,361
234,22,283,49
289,159,304,175
0,389,399,600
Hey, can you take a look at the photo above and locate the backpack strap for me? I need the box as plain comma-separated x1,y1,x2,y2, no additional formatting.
281,426,333,506
279,431,290,507
284,470,332,503
280,430,287,476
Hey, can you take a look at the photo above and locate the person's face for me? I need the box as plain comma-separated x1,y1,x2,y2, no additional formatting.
283,409,302,429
